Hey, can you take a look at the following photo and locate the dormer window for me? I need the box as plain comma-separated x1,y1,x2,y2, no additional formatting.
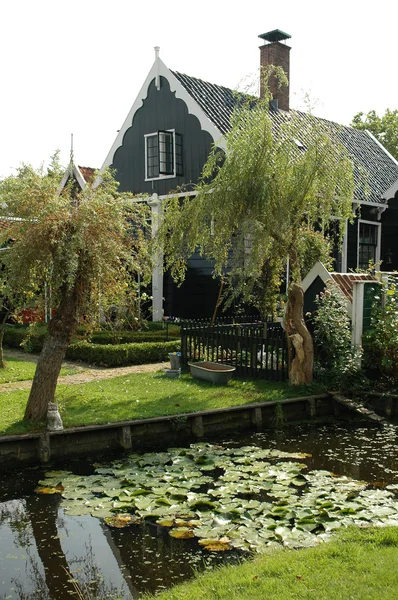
145,130,183,180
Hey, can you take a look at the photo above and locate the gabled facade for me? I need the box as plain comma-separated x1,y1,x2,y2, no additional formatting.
100,32,398,321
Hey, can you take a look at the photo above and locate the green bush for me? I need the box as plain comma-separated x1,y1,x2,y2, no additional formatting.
3,324,181,367
87,328,180,345
363,278,398,385
65,340,181,367
3,324,47,353
312,280,363,388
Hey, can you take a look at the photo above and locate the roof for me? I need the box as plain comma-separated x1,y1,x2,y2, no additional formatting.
330,272,377,303
78,166,96,182
171,70,398,205
302,261,378,308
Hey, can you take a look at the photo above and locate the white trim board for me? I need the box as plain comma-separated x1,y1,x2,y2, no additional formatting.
99,56,225,176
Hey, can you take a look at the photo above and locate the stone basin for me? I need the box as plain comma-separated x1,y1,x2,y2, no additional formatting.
188,361,236,384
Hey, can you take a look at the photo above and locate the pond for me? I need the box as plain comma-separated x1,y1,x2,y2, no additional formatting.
1,421,398,600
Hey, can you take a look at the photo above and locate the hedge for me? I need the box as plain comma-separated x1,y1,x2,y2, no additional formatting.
3,325,181,367
65,340,181,367
87,329,180,345
2,325,47,353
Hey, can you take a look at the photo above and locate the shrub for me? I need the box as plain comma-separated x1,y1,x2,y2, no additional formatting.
3,324,181,367
3,324,47,353
87,328,180,345
312,280,363,388
363,278,398,385
65,340,181,367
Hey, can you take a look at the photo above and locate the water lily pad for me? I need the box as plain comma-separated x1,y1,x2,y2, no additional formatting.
169,527,195,539
198,538,231,551
104,514,142,528
35,484,64,494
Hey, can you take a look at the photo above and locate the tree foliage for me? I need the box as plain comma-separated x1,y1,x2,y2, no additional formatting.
0,156,151,420
351,109,398,160
363,277,398,385
312,280,362,387
159,76,354,383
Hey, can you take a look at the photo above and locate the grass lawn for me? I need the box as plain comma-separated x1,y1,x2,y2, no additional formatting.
0,370,325,435
0,354,80,384
143,526,398,600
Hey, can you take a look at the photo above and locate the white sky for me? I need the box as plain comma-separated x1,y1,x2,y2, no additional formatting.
1,0,397,178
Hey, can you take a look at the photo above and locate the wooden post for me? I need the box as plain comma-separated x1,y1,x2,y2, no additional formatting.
192,416,204,438
119,426,132,450
38,432,51,463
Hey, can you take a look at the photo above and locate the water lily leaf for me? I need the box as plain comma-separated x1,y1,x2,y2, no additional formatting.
104,514,142,528
156,518,174,527
169,527,195,539
199,540,231,551
296,521,318,532
44,470,73,478
322,520,342,532
35,484,64,495
292,476,308,487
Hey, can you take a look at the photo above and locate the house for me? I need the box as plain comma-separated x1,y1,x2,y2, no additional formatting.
98,30,398,321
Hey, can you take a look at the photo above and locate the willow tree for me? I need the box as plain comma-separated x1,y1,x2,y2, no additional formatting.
0,157,151,421
160,87,354,384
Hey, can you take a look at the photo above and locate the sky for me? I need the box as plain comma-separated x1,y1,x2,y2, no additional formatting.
1,0,397,178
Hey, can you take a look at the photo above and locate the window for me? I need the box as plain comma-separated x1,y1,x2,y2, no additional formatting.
358,221,380,269
145,130,183,180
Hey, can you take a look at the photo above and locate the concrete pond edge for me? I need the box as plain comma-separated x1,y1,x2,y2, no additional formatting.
0,392,396,469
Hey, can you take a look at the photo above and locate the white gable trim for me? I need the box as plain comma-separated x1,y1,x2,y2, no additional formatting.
57,163,87,194
301,261,331,292
382,178,398,201
99,57,225,176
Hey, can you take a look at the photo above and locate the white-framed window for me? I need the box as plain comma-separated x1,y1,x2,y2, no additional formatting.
357,220,381,270
144,130,183,181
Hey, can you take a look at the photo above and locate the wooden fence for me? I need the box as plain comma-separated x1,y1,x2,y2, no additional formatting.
181,321,288,381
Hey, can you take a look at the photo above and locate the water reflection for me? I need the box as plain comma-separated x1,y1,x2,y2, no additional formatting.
1,421,398,599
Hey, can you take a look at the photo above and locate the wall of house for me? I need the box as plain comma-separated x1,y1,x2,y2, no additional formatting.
111,75,222,318
381,191,398,271
111,76,214,196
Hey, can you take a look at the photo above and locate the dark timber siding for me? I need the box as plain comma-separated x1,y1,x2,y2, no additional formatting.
111,75,220,317
111,76,214,196
381,191,398,271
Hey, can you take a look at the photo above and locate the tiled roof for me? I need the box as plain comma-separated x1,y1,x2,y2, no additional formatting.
171,71,398,205
78,166,96,182
330,272,377,302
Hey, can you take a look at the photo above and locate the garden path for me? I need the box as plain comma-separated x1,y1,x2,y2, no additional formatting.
1,349,169,393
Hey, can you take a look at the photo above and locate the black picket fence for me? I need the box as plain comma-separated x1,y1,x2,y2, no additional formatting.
181,321,288,381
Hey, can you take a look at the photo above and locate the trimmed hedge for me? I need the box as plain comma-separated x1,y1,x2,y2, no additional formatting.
87,329,180,345
65,340,181,367
3,324,181,367
3,325,47,353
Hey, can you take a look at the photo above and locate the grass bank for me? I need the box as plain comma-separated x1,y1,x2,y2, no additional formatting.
0,370,324,435
143,526,398,600
0,353,80,384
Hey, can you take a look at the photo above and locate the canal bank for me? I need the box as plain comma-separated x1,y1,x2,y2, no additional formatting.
2,391,396,468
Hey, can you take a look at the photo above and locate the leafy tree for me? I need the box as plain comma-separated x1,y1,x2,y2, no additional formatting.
0,157,151,421
351,109,398,160
159,76,354,384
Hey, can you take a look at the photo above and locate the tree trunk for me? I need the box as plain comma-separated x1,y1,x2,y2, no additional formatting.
24,289,79,422
285,282,313,385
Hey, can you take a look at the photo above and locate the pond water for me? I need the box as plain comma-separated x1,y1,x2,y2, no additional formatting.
1,421,398,600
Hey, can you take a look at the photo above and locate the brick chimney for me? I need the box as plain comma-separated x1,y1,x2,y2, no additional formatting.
258,29,291,111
